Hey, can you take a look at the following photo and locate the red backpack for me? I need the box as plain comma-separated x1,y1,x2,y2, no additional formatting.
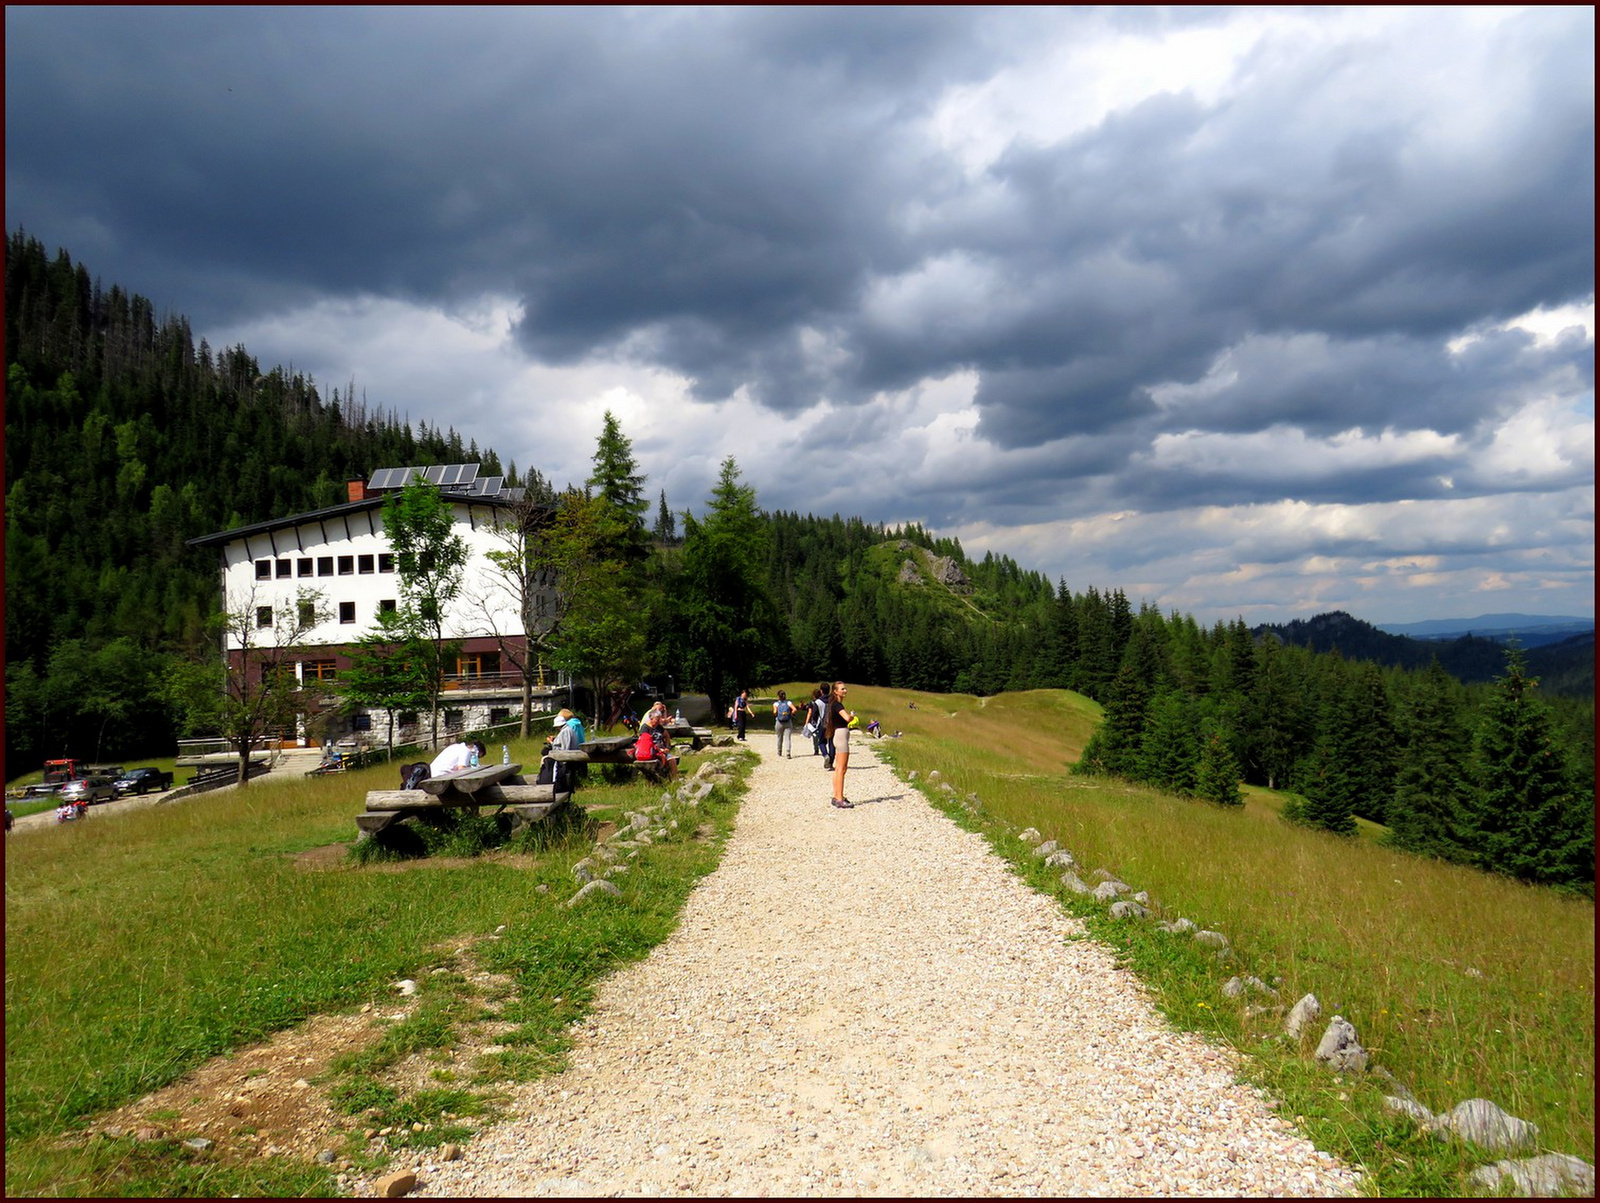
634,730,656,761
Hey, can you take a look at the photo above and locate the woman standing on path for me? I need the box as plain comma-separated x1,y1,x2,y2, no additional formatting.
825,681,856,808
733,689,750,741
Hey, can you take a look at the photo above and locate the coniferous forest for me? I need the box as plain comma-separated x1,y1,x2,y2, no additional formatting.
5,233,1593,889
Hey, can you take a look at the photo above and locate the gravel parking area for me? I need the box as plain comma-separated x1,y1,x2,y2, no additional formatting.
382,739,1359,1197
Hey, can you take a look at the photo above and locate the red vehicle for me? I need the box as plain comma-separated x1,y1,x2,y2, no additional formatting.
42,759,85,784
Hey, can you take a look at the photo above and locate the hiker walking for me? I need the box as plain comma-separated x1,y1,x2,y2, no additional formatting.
772,689,797,758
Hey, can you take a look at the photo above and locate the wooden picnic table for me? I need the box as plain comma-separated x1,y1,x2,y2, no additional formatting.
356,762,574,838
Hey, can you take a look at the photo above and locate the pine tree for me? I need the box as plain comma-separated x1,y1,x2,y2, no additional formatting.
1385,659,1473,862
1136,691,1200,793
1196,725,1244,807
653,488,677,544
1465,648,1591,886
586,410,649,562
673,458,776,719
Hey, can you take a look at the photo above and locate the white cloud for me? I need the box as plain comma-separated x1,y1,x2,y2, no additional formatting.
1145,425,1459,480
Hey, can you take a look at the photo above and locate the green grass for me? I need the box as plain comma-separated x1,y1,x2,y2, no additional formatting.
4,737,750,1196
10,700,1592,1196
844,683,1594,1195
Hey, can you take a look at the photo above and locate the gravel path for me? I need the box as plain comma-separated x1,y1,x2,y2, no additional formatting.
392,739,1359,1197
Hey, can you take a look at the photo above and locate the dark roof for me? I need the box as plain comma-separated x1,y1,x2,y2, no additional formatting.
186,492,523,550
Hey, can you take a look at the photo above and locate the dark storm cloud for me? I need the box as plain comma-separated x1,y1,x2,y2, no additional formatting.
5,5,1593,529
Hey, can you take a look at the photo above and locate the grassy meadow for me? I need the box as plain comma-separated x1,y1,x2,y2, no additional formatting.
6,688,1594,1196
834,684,1594,1192
4,738,749,1197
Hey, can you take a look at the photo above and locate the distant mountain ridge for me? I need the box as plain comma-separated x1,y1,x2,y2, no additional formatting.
1378,613,1594,645
1254,611,1594,697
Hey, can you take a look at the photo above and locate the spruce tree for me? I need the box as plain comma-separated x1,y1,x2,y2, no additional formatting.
674,458,775,719
1136,690,1200,793
1196,725,1244,806
1385,659,1473,862
1465,648,1590,886
653,488,677,544
585,410,649,562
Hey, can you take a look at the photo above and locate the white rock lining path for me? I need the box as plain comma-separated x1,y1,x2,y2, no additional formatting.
381,739,1360,1197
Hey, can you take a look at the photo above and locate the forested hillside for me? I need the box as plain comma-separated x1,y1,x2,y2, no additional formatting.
3,233,534,763
6,235,1591,890
1256,610,1594,697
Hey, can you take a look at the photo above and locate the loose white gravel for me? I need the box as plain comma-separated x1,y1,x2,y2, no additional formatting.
372,740,1360,1197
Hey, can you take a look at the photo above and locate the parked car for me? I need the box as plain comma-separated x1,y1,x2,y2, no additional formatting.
58,776,117,806
113,767,174,797
21,781,64,801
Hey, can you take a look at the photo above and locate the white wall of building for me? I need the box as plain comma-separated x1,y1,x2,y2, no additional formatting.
215,500,524,651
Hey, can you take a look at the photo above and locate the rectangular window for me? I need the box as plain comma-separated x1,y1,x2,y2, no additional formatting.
317,556,334,576
378,552,395,573
489,707,511,725
358,554,375,574
275,559,292,578
337,555,354,575
255,559,273,580
302,659,338,681
444,709,465,733
256,606,273,628
297,558,314,577
379,598,397,614
455,651,501,678
298,600,316,627
339,601,356,624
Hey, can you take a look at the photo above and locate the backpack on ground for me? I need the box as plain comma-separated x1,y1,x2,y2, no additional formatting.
400,762,430,790
535,755,570,791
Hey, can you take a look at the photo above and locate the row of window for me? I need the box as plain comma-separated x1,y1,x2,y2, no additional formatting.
256,599,397,628
255,553,395,580
283,653,504,683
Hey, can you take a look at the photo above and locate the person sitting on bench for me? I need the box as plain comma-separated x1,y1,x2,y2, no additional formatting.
633,710,679,779
430,740,485,777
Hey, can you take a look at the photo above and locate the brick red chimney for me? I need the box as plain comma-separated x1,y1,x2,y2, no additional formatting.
347,478,367,502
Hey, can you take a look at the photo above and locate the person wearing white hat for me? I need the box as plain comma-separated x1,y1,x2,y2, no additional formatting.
548,708,586,753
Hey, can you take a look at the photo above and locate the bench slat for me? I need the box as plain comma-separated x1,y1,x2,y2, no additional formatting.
365,782,565,811
418,762,522,796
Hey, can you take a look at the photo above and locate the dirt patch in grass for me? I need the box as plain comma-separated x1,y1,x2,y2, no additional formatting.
69,938,520,1176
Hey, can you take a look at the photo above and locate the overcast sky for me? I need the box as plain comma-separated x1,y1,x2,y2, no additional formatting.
7,6,1593,625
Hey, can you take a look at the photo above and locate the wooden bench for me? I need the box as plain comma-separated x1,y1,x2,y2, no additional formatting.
356,762,575,838
555,740,673,783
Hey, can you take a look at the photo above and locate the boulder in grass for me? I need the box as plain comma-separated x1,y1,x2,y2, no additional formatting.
1109,900,1150,920
1060,871,1092,895
1314,1015,1369,1073
563,879,622,909
1160,918,1196,935
1192,929,1229,951
1384,1096,1438,1128
1043,849,1077,869
1019,828,1042,844
1224,975,1275,998
1469,1153,1594,1197
1092,880,1131,901
1031,839,1059,859
1285,993,1321,1038
1439,1098,1540,1153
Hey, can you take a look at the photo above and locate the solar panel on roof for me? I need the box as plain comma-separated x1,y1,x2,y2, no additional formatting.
471,476,504,496
368,467,406,490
